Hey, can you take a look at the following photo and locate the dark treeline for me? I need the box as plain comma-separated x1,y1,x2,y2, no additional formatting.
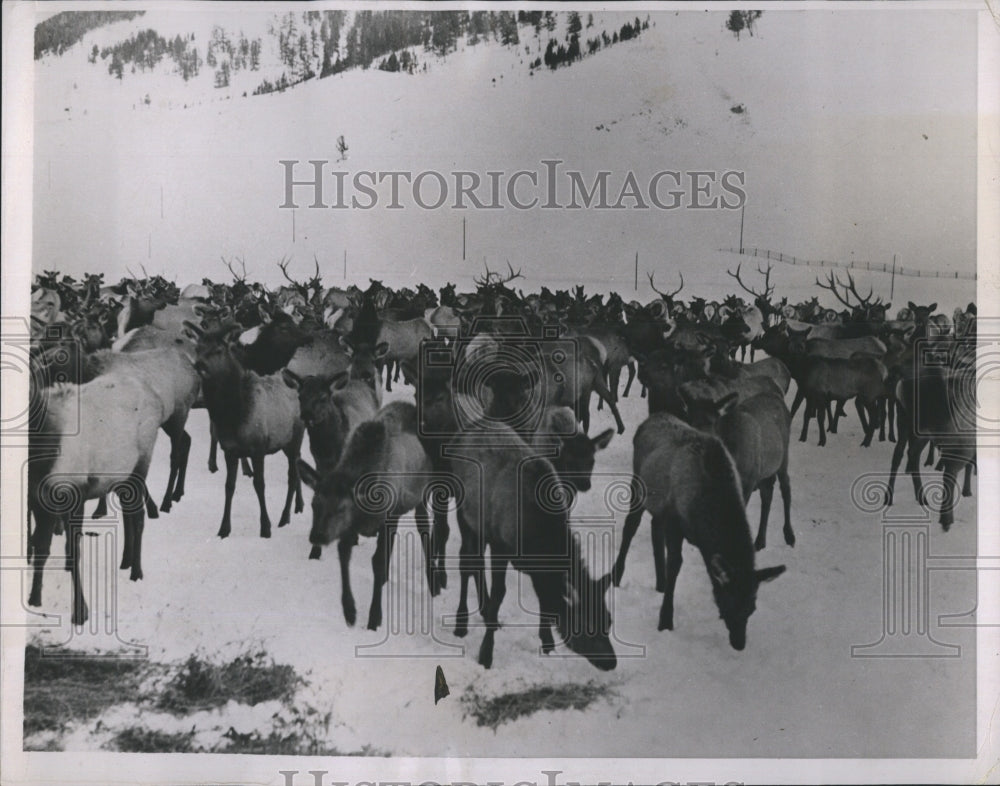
35,10,144,59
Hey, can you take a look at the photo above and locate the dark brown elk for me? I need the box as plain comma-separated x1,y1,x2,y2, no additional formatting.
298,401,439,630
374,316,434,392
886,351,976,529
679,390,795,551
185,321,305,538
28,374,162,624
611,412,785,650
541,335,627,434
761,326,888,446
421,408,617,669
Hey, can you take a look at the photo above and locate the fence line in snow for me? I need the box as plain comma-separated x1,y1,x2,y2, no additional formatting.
720,247,977,281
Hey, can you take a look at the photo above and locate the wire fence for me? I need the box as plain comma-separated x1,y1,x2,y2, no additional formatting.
721,247,977,281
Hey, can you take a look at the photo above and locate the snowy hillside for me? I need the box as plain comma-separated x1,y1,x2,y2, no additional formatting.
31,9,977,310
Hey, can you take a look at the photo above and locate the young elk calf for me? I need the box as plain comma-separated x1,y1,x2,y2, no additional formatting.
298,402,439,630
28,375,162,624
612,413,785,650
679,389,794,550
185,322,304,538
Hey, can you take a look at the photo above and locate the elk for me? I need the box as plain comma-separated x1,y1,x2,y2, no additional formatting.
185,321,305,538
28,374,163,624
298,401,439,631
541,335,627,435
434,421,617,669
886,357,976,529
611,413,785,650
679,390,795,551
374,316,434,392
815,270,889,326
283,341,385,558
726,262,775,360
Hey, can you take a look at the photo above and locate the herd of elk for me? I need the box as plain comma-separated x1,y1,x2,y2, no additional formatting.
23,259,977,664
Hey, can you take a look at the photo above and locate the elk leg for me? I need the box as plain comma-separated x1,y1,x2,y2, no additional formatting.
657,520,683,632
906,437,927,506
790,387,804,418
28,510,56,609
241,457,254,477
67,502,89,626
414,501,438,598
778,467,795,547
92,494,108,519
385,361,393,393
816,397,829,447
962,462,974,497
798,398,813,442
887,430,907,506
123,474,146,582
338,532,357,626
218,450,239,539
887,398,897,442
827,400,839,434
431,492,450,592
250,454,272,538
924,444,936,467
651,514,667,594
454,507,484,638
622,360,636,398
877,398,887,442
208,426,219,473
172,429,192,502
478,554,508,669
856,398,873,447
590,373,626,434
939,458,960,531
367,519,399,631
754,476,776,551
160,422,181,513
278,439,302,527
612,476,645,587
640,382,647,399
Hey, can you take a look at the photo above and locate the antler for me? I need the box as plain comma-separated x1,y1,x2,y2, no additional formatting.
222,256,248,283
475,260,523,288
728,263,773,300
841,270,876,306
277,256,304,291
815,271,855,309
815,270,876,309
647,271,684,300
308,254,324,292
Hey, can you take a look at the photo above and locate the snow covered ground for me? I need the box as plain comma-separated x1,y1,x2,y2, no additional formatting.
24,380,978,757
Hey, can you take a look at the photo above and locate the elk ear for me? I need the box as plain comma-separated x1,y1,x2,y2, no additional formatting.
373,341,390,360
908,301,917,311
297,459,319,490
181,319,203,338
927,302,937,313
282,368,302,390
329,371,350,393
755,565,786,584
591,428,614,451
710,554,731,586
